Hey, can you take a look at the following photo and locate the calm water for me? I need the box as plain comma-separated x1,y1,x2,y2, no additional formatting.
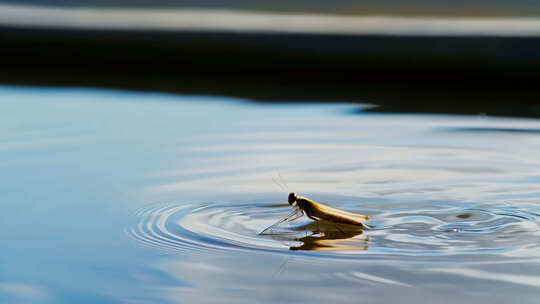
1,86,539,303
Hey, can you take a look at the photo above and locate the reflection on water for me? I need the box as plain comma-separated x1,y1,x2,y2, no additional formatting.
1,85,540,303
127,200,539,258
287,223,369,251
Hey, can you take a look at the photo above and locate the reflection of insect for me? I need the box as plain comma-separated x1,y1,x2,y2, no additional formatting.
290,228,368,251
260,192,370,234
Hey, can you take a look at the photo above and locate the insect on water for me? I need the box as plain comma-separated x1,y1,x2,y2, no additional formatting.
260,175,371,234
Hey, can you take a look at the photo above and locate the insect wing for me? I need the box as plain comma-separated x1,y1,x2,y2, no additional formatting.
313,201,370,221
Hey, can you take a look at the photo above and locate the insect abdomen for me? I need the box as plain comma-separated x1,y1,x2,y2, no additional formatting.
302,198,367,228
318,212,366,226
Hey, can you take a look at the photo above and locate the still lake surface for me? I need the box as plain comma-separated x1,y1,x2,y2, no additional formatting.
1,85,539,303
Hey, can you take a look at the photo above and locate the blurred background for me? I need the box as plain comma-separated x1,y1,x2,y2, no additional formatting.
1,1,539,117
3,1,540,16
3,2,540,304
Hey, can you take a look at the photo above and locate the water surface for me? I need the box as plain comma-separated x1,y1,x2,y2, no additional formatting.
1,86,539,303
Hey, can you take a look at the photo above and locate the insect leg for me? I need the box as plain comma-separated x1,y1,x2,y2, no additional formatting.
287,209,304,222
303,206,321,232
305,214,320,232
306,215,318,221
259,209,299,234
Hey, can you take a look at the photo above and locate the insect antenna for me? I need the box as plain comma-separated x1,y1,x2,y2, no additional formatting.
272,177,287,193
272,256,293,279
277,170,290,192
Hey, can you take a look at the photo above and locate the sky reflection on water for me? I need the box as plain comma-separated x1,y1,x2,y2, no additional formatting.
1,86,539,303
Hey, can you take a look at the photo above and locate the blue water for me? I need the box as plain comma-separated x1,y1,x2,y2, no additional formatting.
1,86,539,303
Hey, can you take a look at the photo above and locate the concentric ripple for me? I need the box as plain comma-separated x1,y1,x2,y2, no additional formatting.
369,205,540,256
127,201,540,258
126,203,293,254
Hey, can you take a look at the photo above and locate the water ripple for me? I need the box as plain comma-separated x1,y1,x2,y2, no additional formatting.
127,201,540,259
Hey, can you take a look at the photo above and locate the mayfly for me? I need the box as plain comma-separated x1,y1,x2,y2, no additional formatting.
260,192,370,234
